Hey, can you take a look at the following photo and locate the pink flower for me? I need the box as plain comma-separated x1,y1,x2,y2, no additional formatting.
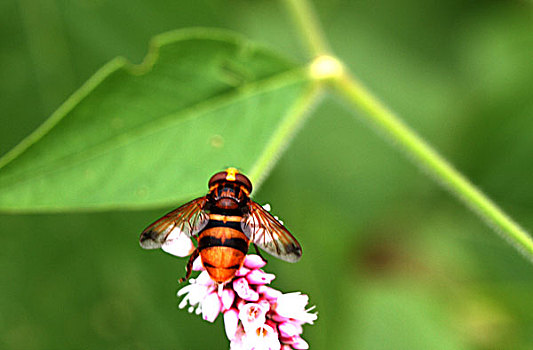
229,326,247,350
273,293,317,325
233,277,260,301
224,309,240,340
246,270,276,285
202,291,222,322
230,323,281,350
238,302,269,332
290,336,309,350
278,321,302,338
244,324,281,350
177,271,221,321
221,289,236,310
243,255,267,269
177,255,317,349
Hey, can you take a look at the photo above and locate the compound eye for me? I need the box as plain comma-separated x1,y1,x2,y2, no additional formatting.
208,171,227,188
208,168,253,194
235,173,253,194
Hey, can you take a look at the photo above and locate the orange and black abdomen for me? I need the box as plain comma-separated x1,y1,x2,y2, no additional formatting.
198,219,249,284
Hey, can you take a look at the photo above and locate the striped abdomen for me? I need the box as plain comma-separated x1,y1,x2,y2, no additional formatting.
198,218,249,284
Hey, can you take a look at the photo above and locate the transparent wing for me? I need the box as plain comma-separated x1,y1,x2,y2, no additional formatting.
139,197,208,249
241,201,302,262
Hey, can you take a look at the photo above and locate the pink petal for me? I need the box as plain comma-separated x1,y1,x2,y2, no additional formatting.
279,321,303,338
271,313,290,323
229,326,246,349
291,336,309,350
202,292,222,322
281,345,294,350
223,309,239,340
243,254,267,269
265,319,278,333
257,285,282,300
235,266,250,277
233,277,259,301
236,298,246,309
258,299,271,312
246,269,276,285
221,289,235,310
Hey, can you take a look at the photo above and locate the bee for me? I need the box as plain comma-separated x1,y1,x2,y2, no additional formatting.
139,168,302,284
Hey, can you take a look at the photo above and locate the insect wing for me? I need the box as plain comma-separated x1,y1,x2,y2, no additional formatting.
241,201,302,262
139,197,208,250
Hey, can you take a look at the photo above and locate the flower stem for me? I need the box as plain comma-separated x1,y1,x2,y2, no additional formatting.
283,0,330,57
248,84,322,192
331,70,533,260
282,0,533,261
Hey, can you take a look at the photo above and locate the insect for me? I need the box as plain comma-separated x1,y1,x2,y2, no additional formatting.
139,168,302,284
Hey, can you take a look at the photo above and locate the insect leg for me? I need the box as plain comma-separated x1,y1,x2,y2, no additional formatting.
179,249,200,283
253,243,268,263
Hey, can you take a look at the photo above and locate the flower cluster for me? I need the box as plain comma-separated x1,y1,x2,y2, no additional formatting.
177,255,317,350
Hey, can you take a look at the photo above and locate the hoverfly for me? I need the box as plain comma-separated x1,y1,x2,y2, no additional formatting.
139,168,302,285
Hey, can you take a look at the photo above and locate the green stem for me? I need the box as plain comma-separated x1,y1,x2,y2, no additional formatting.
283,0,533,261
248,84,322,192
283,0,330,57
332,71,533,260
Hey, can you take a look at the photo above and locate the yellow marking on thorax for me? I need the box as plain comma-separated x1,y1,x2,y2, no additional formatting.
209,214,242,222
225,167,238,181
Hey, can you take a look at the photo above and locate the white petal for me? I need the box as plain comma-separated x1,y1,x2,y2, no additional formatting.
192,256,205,271
224,309,239,340
275,292,317,324
196,271,215,286
161,229,195,257
177,284,195,297
202,292,222,322
221,289,236,310
243,324,280,350
230,326,247,350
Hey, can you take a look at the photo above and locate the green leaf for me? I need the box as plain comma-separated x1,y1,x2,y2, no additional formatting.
0,28,314,213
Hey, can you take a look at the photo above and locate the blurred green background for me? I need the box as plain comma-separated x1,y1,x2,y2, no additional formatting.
1,0,532,349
